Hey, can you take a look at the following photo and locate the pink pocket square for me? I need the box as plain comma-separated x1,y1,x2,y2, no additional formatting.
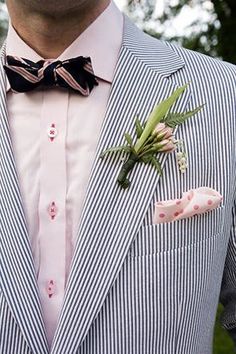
153,187,223,224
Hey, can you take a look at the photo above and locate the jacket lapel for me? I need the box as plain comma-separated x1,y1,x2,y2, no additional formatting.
51,16,191,354
0,48,49,353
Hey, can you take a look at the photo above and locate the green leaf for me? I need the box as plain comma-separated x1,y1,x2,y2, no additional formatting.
134,83,189,153
151,157,163,175
140,154,163,176
100,145,131,158
163,105,204,128
124,133,133,146
139,146,159,158
141,154,153,164
135,117,144,138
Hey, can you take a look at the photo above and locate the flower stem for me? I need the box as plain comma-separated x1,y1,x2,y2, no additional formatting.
117,152,139,189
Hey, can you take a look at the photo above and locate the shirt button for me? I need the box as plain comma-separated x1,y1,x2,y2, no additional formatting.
47,123,58,141
48,201,58,220
46,280,55,298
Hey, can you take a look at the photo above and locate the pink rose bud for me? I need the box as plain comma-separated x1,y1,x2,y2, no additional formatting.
154,122,166,134
153,123,174,140
159,138,176,152
159,126,173,139
154,139,169,151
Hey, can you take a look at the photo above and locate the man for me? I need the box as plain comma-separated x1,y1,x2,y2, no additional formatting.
0,0,235,353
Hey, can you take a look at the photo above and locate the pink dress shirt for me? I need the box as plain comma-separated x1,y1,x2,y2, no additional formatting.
5,1,123,347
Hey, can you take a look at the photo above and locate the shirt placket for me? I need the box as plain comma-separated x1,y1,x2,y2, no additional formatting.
37,89,68,343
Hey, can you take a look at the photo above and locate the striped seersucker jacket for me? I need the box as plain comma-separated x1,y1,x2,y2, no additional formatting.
0,13,236,354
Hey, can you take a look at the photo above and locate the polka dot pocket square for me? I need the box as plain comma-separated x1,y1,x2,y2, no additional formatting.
153,187,223,224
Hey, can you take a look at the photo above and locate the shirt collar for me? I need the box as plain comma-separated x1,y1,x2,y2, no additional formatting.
5,0,124,91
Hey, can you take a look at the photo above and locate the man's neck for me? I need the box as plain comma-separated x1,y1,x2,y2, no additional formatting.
7,0,110,59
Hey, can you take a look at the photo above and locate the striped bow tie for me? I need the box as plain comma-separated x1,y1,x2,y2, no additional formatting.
4,55,99,95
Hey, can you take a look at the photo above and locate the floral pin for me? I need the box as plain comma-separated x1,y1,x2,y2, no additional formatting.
100,84,203,189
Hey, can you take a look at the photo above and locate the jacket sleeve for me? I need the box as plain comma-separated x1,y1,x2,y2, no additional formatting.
218,66,236,347
220,196,236,347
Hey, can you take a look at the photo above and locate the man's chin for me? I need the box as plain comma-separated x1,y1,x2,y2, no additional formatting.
11,0,98,18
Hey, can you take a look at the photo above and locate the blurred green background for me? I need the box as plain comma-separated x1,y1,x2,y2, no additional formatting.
1,0,235,352
122,0,236,64
214,305,234,354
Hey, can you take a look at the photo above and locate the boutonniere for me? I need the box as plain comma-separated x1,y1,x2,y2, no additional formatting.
100,84,204,189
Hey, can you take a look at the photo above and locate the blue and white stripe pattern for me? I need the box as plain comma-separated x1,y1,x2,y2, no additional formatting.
0,13,236,354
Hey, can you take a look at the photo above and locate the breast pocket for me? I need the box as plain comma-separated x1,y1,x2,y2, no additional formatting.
129,205,226,257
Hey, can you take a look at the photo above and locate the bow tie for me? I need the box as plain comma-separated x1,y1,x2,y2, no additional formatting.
4,55,99,95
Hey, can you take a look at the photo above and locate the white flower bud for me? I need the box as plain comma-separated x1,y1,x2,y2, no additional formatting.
177,152,183,159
